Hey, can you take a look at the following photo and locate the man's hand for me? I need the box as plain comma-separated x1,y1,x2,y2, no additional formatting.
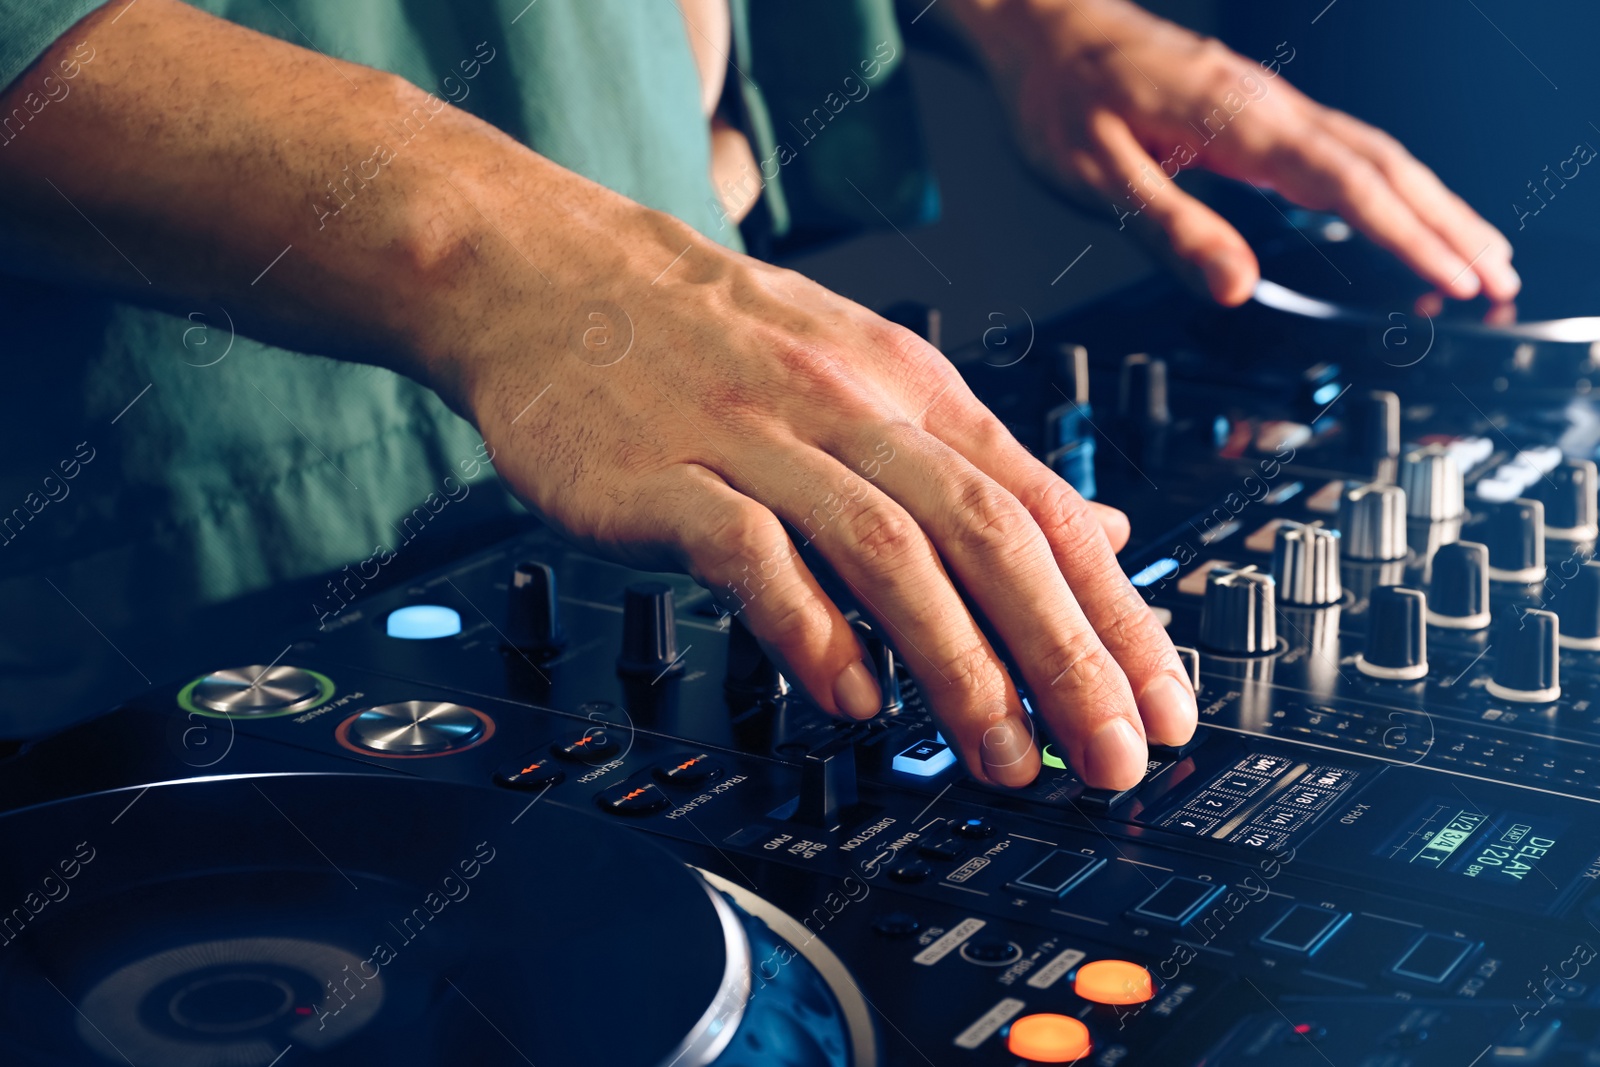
941,0,1520,307
0,0,1196,790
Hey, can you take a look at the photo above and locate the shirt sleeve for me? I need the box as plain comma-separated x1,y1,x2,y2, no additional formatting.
0,0,110,92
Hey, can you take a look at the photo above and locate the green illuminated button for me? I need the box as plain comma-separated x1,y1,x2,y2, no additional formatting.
1041,744,1067,770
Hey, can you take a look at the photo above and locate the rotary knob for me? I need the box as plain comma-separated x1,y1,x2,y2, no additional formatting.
1199,567,1277,655
1488,607,1561,703
1338,482,1408,561
1427,541,1490,630
1349,389,1400,461
1471,499,1546,583
724,614,788,701
1357,586,1429,681
1117,353,1170,426
1560,560,1600,651
618,582,685,678
505,560,565,655
1532,458,1599,542
1399,444,1464,520
853,619,902,714
1272,522,1342,606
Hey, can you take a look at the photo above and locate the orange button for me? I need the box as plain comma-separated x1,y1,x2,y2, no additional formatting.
1007,1013,1092,1063
1074,959,1155,1005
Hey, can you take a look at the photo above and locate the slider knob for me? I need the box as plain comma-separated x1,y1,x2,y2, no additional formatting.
1338,483,1408,561
1427,541,1490,630
1488,607,1561,703
505,560,564,654
1198,567,1277,655
1356,586,1428,681
1117,354,1170,425
1272,522,1342,606
1532,458,1599,542
1559,560,1600,651
1399,444,1465,521
618,582,684,677
1473,499,1546,583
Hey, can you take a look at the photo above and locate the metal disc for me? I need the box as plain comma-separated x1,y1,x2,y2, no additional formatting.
189,666,322,715
344,701,486,754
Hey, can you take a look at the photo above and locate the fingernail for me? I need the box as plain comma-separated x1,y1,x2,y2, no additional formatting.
1200,255,1239,303
1084,718,1147,790
1450,266,1481,299
833,661,881,719
1481,258,1521,299
980,716,1040,788
1139,674,1197,747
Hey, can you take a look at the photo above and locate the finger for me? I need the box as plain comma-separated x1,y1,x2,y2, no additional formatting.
1089,111,1259,306
726,442,1042,788
1318,109,1519,301
1088,501,1131,552
826,421,1151,790
931,396,1198,750
1253,127,1483,300
649,465,882,721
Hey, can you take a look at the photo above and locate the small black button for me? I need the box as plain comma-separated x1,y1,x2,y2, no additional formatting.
493,754,565,791
952,817,996,839
595,780,670,815
654,752,724,787
1131,876,1224,925
551,726,620,763
872,912,921,938
888,859,932,883
962,936,1022,964
917,836,966,861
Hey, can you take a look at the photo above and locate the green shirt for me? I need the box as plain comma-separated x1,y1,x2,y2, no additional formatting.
0,0,932,735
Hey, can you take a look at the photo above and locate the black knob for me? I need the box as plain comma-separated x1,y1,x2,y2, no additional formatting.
505,560,564,654
1489,607,1561,703
1532,459,1599,541
1427,541,1490,630
1199,566,1277,655
1471,499,1546,583
1560,560,1600,650
618,582,684,677
853,619,902,714
724,614,788,701
793,732,859,828
1118,353,1170,425
1056,343,1090,406
1357,586,1428,681
1348,389,1400,461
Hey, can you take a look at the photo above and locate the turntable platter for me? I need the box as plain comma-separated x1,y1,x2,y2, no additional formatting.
0,774,748,1066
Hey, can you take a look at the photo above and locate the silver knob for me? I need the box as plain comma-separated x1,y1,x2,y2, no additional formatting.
1400,444,1464,520
1199,566,1277,655
1338,482,1408,561
1272,522,1343,606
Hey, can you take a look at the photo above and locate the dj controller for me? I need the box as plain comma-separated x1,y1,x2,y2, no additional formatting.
9,214,1600,1065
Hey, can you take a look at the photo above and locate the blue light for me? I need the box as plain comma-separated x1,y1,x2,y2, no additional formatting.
1130,557,1180,587
386,604,462,639
1312,382,1342,406
893,738,957,777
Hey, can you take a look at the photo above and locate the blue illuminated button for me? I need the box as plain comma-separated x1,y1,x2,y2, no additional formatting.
1258,905,1350,956
1391,933,1479,984
386,604,462,639
1131,876,1225,925
1009,850,1105,898
893,738,956,777
1131,557,1180,587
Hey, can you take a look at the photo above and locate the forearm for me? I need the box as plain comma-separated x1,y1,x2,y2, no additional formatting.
0,0,648,400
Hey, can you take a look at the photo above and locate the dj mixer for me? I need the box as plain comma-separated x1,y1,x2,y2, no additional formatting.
7,215,1600,1065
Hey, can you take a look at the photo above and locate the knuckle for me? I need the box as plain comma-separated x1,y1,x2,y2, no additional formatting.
1043,642,1121,701
758,586,823,651
695,500,784,577
948,477,1032,555
1096,593,1159,653
1027,479,1101,550
841,498,921,567
935,641,1005,696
